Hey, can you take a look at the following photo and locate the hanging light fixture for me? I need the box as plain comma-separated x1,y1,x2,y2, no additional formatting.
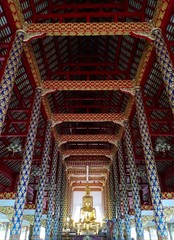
155,137,171,153
7,138,22,154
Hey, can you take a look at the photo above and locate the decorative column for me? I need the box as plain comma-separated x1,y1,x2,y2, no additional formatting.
69,185,73,216
101,188,104,214
0,30,24,134
32,120,52,240
52,155,63,240
67,181,72,217
45,142,59,240
0,30,44,135
64,175,68,220
135,87,168,240
152,28,174,115
105,184,109,219
10,88,42,240
118,141,131,240
113,158,124,240
109,167,116,219
107,178,112,219
102,186,107,218
58,166,66,240
124,120,144,240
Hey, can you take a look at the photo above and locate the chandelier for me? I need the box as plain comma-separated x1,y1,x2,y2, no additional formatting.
7,138,22,154
155,137,171,153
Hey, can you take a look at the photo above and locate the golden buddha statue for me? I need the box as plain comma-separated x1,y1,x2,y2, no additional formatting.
80,186,96,223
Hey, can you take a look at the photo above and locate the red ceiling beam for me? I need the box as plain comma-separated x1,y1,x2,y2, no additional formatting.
63,97,111,101
50,70,126,76
51,3,125,10
62,54,108,63
57,127,115,131
59,62,118,67
66,156,109,160
49,105,120,111
36,12,141,22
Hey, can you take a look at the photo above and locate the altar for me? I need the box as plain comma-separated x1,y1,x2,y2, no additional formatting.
63,185,103,235
75,186,101,235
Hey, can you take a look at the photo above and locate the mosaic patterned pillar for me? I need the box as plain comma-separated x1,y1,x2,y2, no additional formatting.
135,87,168,240
58,166,66,240
10,88,42,240
52,155,63,240
0,30,25,134
69,186,73,216
124,120,144,240
105,185,109,219
32,120,52,240
109,167,116,219
113,158,124,240
67,181,72,217
107,178,112,219
45,142,59,240
102,187,106,216
62,172,67,220
152,28,174,115
102,186,107,218
118,141,131,240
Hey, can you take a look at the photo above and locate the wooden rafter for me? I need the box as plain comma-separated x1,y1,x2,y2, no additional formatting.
43,80,134,94
61,148,115,156
58,134,118,144
26,22,151,36
53,113,124,125
65,160,111,167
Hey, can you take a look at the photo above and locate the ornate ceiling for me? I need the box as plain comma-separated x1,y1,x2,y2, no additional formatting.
0,0,174,207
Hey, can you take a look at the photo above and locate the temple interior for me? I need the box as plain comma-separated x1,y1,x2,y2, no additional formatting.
0,0,174,240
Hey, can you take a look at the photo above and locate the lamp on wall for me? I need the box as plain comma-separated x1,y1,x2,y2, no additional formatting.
155,137,171,153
